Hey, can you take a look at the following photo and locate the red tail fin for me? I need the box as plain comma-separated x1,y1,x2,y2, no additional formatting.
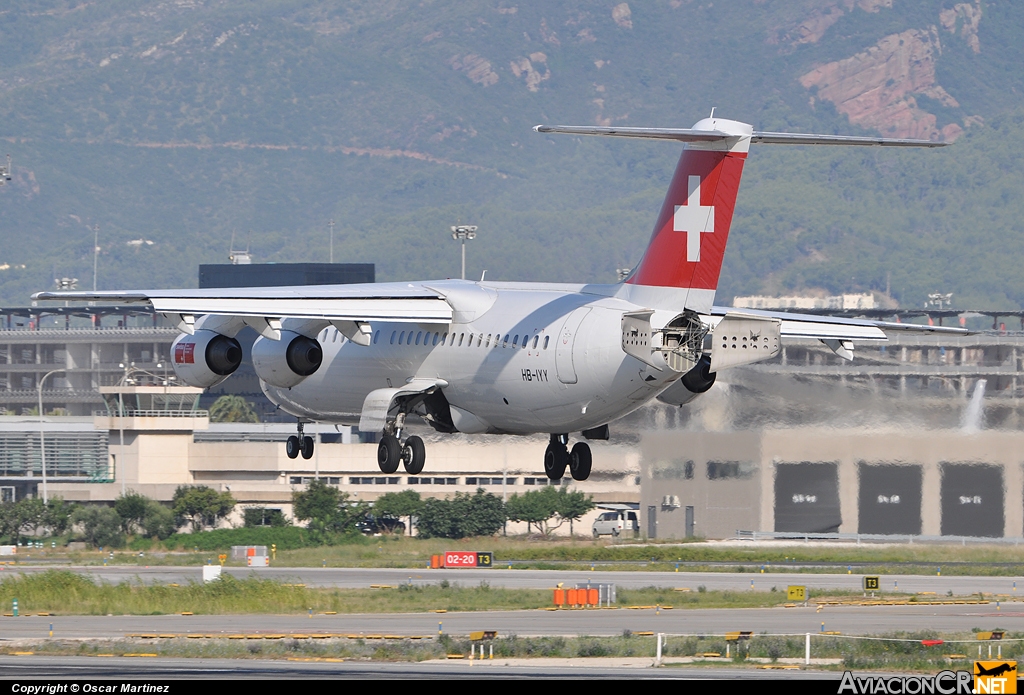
626,118,751,308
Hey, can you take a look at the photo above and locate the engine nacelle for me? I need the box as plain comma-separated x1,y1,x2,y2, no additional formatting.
171,330,243,388
656,355,716,406
251,330,324,388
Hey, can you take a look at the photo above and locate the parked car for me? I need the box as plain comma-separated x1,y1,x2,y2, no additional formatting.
358,514,406,535
591,509,639,537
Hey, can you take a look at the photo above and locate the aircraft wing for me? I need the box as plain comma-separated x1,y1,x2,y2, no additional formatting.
31,283,454,324
709,306,966,348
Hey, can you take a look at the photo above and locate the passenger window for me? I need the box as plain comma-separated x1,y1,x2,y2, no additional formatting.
523,336,529,350
485,334,491,347
513,335,519,347
399,331,405,345
458,333,464,346
476,334,483,347
441,332,448,345
373,330,379,344
543,336,550,349
532,335,538,349
390,331,396,345
468,333,474,346
416,331,423,345
432,332,439,346
503,334,509,348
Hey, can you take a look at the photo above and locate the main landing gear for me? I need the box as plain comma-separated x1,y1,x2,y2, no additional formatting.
376,412,426,475
544,434,591,482
286,421,315,460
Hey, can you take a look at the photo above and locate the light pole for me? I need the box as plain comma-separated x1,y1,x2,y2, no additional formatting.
450,225,478,280
37,369,65,504
329,219,335,264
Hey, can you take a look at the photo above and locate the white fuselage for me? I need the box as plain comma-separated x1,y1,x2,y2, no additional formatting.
262,279,685,434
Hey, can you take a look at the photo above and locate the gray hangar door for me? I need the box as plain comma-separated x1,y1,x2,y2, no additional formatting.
940,463,1004,538
858,464,922,535
775,462,841,533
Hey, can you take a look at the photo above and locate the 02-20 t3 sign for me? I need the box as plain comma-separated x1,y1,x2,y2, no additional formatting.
444,551,494,568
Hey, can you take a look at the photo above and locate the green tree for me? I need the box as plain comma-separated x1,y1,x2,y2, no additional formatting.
417,489,505,539
291,479,364,542
372,489,422,536
172,486,236,533
506,487,591,536
13,497,46,538
142,501,177,539
555,488,595,537
44,497,76,536
114,491,150,534
71,506,125,548
208,395,259,423
506,488,555,535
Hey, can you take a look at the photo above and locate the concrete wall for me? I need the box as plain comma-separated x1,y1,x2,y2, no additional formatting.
638,427,1024,540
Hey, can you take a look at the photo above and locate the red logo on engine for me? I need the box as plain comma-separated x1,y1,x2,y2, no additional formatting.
174,342,195,364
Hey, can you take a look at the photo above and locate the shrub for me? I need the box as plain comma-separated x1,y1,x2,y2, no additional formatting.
71,506,125,548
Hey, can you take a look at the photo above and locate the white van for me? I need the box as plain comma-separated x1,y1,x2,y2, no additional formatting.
592,510,639,537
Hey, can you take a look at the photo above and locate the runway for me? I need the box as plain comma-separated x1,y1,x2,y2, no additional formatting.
0,655,838,680
0,603,1019,639
8,565,1023,595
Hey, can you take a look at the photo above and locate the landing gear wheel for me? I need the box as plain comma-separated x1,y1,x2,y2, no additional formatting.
286,435,300,459
402,435,426,475
377,434,401,474
544,442,568,481
569,442,592,481
300,435,315,460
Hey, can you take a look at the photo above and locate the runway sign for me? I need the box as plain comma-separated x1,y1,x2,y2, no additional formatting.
443,551,494,568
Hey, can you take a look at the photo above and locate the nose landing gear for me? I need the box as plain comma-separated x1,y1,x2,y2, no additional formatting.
286,421,315,460
544,435,593,482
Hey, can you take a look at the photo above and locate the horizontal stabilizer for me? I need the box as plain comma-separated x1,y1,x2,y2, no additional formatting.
535,124,947,148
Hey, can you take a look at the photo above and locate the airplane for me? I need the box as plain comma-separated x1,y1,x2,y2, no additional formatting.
975,662,1016,678
34,114,963,482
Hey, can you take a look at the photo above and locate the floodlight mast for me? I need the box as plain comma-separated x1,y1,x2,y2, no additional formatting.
451,225,478,280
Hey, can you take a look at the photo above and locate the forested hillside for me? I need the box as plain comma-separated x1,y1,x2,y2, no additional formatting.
1,0,1023,309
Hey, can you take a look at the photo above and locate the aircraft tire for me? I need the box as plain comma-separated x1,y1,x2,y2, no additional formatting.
300,435,315,460
286,435,300,459
403,435,426,475
544,442,567,481
377,434,401,474
569,442,592,481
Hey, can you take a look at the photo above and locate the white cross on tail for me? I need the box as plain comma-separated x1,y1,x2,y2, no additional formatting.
673,175,714,262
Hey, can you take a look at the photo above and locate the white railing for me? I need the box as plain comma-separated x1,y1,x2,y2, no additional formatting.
94,409,209,418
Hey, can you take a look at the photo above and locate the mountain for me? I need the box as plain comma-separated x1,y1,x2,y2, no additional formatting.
1,0,1024,310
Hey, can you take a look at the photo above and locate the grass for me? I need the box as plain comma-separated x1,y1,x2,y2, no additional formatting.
0,571,804,615
16,535,1024,575
5,631,1022,671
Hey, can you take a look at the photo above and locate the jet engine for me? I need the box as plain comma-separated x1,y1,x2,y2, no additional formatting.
171,330,243,388
251,331,323,388
656,355,716,407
